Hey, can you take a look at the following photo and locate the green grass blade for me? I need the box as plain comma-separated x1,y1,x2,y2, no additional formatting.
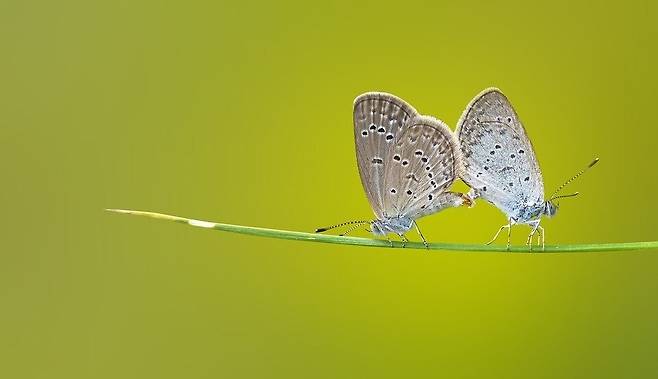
106,209,658,253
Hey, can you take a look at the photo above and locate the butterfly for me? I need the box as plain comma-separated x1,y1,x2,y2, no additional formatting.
456,87,598,250
316,92,471,247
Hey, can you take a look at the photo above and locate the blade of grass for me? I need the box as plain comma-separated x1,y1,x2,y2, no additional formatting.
106,209,658,253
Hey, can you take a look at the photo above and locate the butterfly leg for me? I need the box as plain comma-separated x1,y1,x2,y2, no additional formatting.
506,219,512,251
413,221,429,250
485,224,508,245
536,225,545,251
466,187,481,205
526,221,541,252
531,227,543,250
397,233,409,248
486,220,512,248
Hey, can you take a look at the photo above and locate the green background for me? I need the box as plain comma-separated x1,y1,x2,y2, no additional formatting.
3,0,658,377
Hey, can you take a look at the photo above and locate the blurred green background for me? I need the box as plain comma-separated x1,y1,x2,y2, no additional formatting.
2,0,658,377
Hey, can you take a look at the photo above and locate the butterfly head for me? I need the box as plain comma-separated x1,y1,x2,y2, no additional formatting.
370,220,387,236
543,201,558,218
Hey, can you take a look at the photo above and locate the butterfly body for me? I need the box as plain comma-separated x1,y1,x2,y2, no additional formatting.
514,202,548,223
468,188,555,225
371,216,414,236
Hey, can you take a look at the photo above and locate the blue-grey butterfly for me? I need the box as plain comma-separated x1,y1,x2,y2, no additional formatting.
316,92,471,247
456,87,598,250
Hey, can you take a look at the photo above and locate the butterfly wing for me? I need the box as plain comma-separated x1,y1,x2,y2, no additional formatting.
353,92,419,219
455,88,544,218
387,115,463,219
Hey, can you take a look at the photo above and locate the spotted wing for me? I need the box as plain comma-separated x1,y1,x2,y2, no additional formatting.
386,115,463,219
354,92,419,219
456,88,544,218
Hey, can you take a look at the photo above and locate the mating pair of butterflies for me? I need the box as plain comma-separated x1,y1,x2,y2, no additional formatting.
317,88,598,250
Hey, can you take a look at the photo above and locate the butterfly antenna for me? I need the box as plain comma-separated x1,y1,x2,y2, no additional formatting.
551,192,580,201
549,158,599,201
315,220,370,233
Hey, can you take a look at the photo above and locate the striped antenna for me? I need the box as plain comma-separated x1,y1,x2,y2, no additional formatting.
551,192,580,201
315,220,370,233
549,158,599,201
